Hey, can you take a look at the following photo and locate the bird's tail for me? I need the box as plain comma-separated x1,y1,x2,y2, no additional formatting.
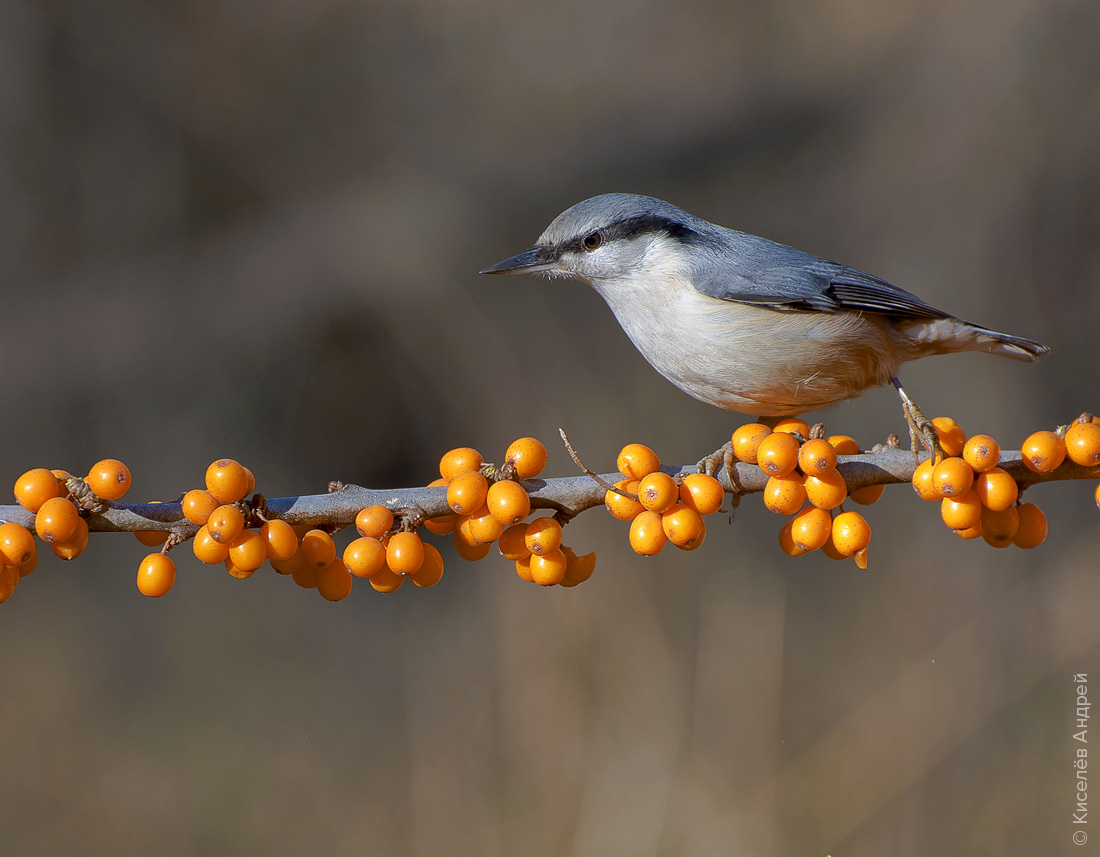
963,322,1050,362
898,317,1050,362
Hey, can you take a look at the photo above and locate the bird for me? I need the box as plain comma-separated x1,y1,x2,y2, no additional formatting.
481,193,1048,456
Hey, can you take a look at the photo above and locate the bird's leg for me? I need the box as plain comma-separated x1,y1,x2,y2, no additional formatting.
696,441,736,482
891,378,941,460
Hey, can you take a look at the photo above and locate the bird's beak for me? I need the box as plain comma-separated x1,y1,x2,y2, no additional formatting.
479,247,556,275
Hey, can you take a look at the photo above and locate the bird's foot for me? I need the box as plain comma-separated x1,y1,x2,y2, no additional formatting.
893,379,942,461
696,440,735,482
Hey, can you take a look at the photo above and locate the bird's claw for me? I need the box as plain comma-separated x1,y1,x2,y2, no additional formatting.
901,398,942,462
696,440,736,484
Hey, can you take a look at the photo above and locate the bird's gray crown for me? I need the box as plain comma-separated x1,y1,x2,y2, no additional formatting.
538,193,712,253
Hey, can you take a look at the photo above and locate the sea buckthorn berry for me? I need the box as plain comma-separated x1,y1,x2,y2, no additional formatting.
439,447,483,481
224,558,256,579
207,504,246,544
423,515,458,536
849,484,884,505
1012,502,1048,549
301,529,337,569
452,530,492,561
16,552,37,578
831,511,872,557
1095,482,1100,512
530,549,568,586
980,505,1020,549
447,471,489,516
731,423,772,464
136,553,176,597
0,523,36,567
931,417,966,457
561,548,596,587
617,443,660,480
515,555,534,583
505,437,548,478
661,503,706,548
135,529,169,547
412,543,444,588
13,468,60,512
911,459,940,500
291,564,317,589
955,524,983,540
1065,421,1100,467
343,537,386,578
466,504,507,545
973,468,1019,512
798,439,838,477
260,520,298,562
941,489,982,531
456,516,479,547
498,524,531,561
637,471,679,513
228,529,267,572
778,518,808,557
386,532,425,575
1021,430,1066,473
962,435,1001,472
678,473,724,516
316,559,354,602
270,550,306,576
629,510,667,555
804,470,848,510
763,473,806,515
205,459,250,504
50,469,71,480
821,534,846,561
85,459,131,500
193,526,230,563
487,480,531,525
756,432,800,477
827,435,860,455
791,506,832,552
242,467,256,497
852,548,869,570
679,524,707,551
51,516,89,560
525,517,563,555
182,489,220,525
931,457,974,498
34,496,80,544
773,417,810,438
605,479,644,521
0,566,16,603
368,564,405,593
355,505,394,539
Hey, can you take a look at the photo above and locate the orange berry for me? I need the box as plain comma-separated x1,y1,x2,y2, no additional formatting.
386,532,425,575
804,470,848,510
505,437,548,478
1012,502,1047,549
224,558,256,579
0,565,16,603
955,523,983,540
204,459,250,504
931,457,974,498
756,432,800,477
798,439,838,477
13,468,60,512
617,443,660,480
34,496,80,544
941,489,983,531
962,435,1001,472
182,489,220,525
831,511,871,557
260,519,298,562
343,537,386,578
427,477,449,488
455,516,480,547
447,471,488,516
515,555,535,583
135,529,169,547
439,447,483,481
193,525,230,563
791,506,832,552
678,524,707,551
207,504,245,544
821,534,846,561
773,417,810,438
778,518,808,556
0,523,36,567
452,530,492,561
605,479,644,520
931,417,966,457
355,505,394,539
291,564,318,589
678,473,724,515
242,467,256,497
525,517,563,555
136,553,176,597
51,516,89,560
85,458,131,500
486,480,531,525
637,471,679,513
731,423,772,464
973,468,1019,511
1065,421,1100,467
849,484,884,505
530,549,568,586
498,524,531,561
628,510,667,555
316,559,354,602
422,515,457,536
980,505,1020,548
852,548,869,570
368,564,405,593
466,503,506,544
228,529,267,572
412,543,444,588
763,473,807,515
911,458,940,500
827,435,860,455
301,529,337,569
1021,430,1066,473
661,503,706,548
1095,481,1100,512
560,548,596,587
270,550,306,576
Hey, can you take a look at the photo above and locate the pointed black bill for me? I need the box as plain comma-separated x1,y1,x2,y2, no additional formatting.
479,247,555,275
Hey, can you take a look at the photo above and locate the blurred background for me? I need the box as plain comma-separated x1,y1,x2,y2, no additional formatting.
1,0,1099,854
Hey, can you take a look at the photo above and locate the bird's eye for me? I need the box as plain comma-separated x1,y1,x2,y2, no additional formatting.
583,231,603,251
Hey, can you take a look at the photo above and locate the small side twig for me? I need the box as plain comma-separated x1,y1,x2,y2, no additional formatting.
559,428,637,501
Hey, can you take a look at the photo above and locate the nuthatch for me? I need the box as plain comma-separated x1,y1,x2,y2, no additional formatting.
482,193,1048,451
